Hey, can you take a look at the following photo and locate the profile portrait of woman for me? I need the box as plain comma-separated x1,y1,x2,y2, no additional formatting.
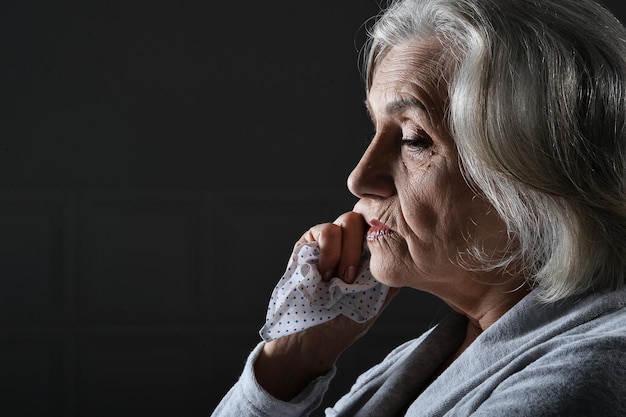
212,0,626,415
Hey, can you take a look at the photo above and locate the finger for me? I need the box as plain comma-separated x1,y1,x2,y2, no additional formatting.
333,211,366,283
295,228,317,248
295,223,344,280
315,224,343,281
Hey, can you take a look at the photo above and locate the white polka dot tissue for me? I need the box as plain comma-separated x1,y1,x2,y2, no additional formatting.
259,242,390,342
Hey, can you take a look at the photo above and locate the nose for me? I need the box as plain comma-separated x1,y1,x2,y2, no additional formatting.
347,137,395,199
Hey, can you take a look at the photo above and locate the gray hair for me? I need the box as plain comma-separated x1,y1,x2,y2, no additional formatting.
364,0,626,302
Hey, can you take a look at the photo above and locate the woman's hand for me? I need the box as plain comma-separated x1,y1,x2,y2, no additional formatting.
296,211,366,283
254,211,398,401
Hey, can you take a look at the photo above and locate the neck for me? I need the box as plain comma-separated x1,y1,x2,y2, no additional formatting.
441,276,531,334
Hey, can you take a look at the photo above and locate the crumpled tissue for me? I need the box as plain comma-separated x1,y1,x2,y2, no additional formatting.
259,242,389,342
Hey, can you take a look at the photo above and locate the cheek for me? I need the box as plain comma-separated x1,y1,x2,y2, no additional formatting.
402,197,439,243
399,172,477,260
395,166,440,236
398,180,450,245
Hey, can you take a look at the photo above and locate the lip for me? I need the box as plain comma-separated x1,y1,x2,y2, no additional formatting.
366,219,394,241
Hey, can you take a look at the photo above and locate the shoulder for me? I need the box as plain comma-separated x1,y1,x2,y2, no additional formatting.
474,337,626,416
514,288,626,391
473,291,626,416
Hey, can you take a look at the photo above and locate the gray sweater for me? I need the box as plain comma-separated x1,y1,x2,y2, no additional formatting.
212,287,626,416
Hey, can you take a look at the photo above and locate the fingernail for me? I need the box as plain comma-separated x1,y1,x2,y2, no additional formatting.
323,270,334,281
346,266,357,283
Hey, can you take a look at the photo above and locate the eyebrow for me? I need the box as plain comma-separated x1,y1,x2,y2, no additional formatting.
365,97,427,122
385,97,426,115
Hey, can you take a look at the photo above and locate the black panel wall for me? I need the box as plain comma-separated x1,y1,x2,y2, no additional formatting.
2,1,625,416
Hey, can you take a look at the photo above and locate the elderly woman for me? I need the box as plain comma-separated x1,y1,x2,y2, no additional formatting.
213,0,626,415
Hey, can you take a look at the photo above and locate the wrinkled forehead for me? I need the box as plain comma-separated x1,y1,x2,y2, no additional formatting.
368,39,449,122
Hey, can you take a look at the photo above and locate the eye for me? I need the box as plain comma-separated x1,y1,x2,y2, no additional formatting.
401,130,432,150
401,138,431,149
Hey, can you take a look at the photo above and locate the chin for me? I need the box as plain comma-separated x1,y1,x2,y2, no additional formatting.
367,255,401,287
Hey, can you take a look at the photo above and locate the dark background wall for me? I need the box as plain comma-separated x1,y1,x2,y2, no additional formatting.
2,1,625,416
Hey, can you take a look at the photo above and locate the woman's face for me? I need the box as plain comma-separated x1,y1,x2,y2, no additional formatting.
349,40,508,295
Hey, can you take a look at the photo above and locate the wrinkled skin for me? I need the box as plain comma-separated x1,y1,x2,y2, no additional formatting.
255,39,528,401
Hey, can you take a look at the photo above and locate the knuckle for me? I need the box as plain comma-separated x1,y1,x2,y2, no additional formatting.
333,211,364,229
317,223,342,241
